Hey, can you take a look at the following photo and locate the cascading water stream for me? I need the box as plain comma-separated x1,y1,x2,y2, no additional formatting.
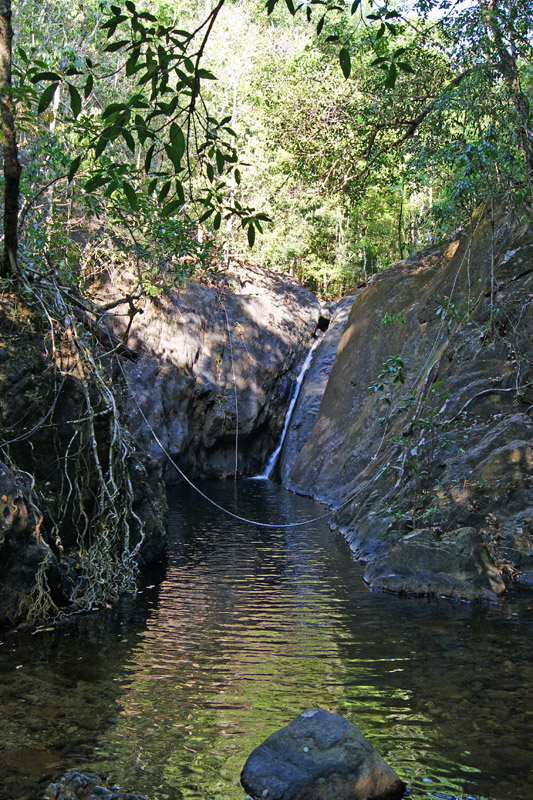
254,335,323,480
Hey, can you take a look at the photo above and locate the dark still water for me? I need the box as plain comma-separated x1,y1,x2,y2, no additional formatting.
1,480,532,800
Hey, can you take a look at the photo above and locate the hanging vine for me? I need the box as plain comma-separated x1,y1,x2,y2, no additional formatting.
0,271,147,626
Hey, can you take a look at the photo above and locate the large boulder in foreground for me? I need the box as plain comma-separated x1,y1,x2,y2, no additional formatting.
241,708,406,800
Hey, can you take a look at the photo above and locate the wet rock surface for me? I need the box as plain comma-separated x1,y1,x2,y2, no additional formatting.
241,708,406,800
282,206,533,598
279,297,355,485
105,260,320,479
43,770,152,800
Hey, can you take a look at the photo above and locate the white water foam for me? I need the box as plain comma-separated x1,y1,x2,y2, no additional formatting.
253,336,323,480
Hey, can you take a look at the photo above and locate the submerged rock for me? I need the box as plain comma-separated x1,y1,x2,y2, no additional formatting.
43,770,153,800
240,708,406,800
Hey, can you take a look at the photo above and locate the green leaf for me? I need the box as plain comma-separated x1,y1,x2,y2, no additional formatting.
247,223,255,247
376,23,386,39
175,181,185,204
216,149,225,174
234,168,241,185
126,52,141,76
198,207,214,223
325,35,339,42
84,173,109,192
105,39,130,53
351,0,361,13
67,83,82,118
213,211,221,230
317,15,325,35
123,180,138,210
122,128,136,153
161,200,183,217
68,155,81,183
384,61,398,88
84,74,94,99
397,61,415,74
30,71,61,84
197,68,217,80
285,0,296,15
207,163,215,183
94,136,108,159
339,48,351,79
102,102,127,119
158,180,171,202
135,115,148,144
166,123,185,170
17,46,30,64
144,143,155,173
37,82,59,114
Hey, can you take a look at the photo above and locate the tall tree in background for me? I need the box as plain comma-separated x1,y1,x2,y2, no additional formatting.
0,0,20,276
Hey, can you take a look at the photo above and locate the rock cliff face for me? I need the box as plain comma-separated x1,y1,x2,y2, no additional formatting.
282,205,533,598
109,261,320,479
0,291,167,629
279,297,356,484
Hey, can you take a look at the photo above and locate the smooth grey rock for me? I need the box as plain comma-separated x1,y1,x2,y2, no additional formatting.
240,708,406,800
364,527,506,601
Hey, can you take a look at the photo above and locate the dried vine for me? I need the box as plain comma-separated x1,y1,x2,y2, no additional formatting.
0,272,145,626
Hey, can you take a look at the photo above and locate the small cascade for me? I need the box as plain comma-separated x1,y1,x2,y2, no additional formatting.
254,336,323,481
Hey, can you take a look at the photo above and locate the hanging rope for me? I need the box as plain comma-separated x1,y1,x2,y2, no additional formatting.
115,353,346,529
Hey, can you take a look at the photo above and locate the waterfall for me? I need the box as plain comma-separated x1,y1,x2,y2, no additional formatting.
254,336,322,481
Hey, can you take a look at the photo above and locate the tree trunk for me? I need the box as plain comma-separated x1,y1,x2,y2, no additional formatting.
0,0,21,276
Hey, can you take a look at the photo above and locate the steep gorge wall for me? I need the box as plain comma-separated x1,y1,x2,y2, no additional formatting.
107,261,321,479
282,206,533,600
